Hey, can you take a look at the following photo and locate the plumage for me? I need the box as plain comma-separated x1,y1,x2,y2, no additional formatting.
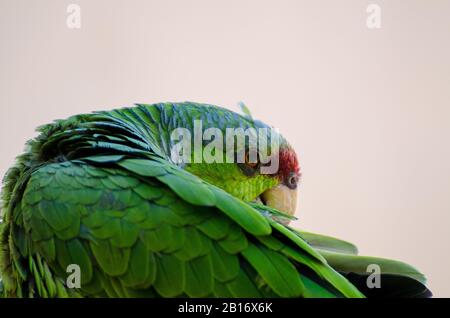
0,102,431,298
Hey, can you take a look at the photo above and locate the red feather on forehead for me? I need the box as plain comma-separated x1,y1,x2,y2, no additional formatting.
278,147,301,180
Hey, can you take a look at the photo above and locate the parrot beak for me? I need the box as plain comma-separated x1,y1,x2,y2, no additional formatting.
261,184,298,218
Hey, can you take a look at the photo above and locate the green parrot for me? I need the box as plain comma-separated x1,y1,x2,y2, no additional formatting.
0,102,431,298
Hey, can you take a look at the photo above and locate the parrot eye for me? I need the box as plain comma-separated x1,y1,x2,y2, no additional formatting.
238,150,260,176
244,151,259,168
286,172,299,189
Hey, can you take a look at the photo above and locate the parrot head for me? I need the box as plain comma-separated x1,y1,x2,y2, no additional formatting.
257,144,301,218
169,103,301,218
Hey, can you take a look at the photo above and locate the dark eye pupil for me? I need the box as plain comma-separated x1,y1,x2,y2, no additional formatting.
286,174,298,189
290,176,296,185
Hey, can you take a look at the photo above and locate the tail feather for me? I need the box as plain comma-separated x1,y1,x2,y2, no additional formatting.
295,229,432,298
297,231,358,255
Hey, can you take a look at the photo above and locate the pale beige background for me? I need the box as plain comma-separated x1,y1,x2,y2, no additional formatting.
1,0,449,296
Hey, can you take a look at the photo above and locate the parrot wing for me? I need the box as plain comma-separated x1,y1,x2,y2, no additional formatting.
5,154,363,298
294,230,432,297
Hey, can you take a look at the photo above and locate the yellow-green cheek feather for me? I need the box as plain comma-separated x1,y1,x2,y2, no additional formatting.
185,163,278,202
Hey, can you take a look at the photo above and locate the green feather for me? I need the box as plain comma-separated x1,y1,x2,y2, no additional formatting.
118,159,166,177
184,255,214,297
65,239,93,284
210,243,240,283
319,250,427,285
296,230,359,255
213,188,271,236
196,216,231,240
157,172,217,207
281,245,364,298
120,242,156,288
241,243,304,297
173,227,211,261
89,240,131,276
154,254,185,297
225,266,262,298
